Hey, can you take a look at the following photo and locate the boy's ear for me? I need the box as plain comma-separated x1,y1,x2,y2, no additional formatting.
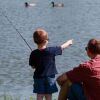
45,40,48,43
45,40,47,42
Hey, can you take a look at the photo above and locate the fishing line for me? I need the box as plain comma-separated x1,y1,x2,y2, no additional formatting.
0,8,32,51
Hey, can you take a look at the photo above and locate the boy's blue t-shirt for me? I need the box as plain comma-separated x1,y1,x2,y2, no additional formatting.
29,46,62,78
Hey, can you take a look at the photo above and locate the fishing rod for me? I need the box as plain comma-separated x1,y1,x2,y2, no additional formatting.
0,8,32,51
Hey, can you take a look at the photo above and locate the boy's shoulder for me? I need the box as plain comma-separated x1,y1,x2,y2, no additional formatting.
31,46,61,53
31,49,39,54
47,46,61,50
47,46,61,49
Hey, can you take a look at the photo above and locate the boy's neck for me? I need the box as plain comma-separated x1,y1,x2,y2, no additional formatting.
38,45,47,49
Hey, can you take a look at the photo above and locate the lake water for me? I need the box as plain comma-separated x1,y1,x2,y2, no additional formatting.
0,0,100,99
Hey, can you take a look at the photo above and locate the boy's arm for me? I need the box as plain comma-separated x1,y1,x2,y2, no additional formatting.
61,39,73,49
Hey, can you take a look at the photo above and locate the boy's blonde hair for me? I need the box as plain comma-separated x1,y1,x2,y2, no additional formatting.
33,29,48,44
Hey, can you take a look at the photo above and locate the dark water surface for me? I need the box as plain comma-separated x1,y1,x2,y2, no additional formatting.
0,0,100,99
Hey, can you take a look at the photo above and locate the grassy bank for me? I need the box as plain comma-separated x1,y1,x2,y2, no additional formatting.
0,95,35,100
0,95,57,100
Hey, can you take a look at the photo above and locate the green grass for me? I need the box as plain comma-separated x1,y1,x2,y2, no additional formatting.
0,95,35,100
0,95,57,100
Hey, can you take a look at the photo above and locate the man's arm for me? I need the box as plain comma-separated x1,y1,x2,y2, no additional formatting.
57,73,72,86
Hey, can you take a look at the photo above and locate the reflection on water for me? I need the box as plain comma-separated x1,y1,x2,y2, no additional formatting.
0,0,100,99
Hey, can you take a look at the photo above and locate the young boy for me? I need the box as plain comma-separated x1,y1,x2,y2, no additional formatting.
29,28,73,100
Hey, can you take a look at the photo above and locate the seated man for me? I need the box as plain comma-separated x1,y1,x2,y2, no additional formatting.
57,38,100,100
